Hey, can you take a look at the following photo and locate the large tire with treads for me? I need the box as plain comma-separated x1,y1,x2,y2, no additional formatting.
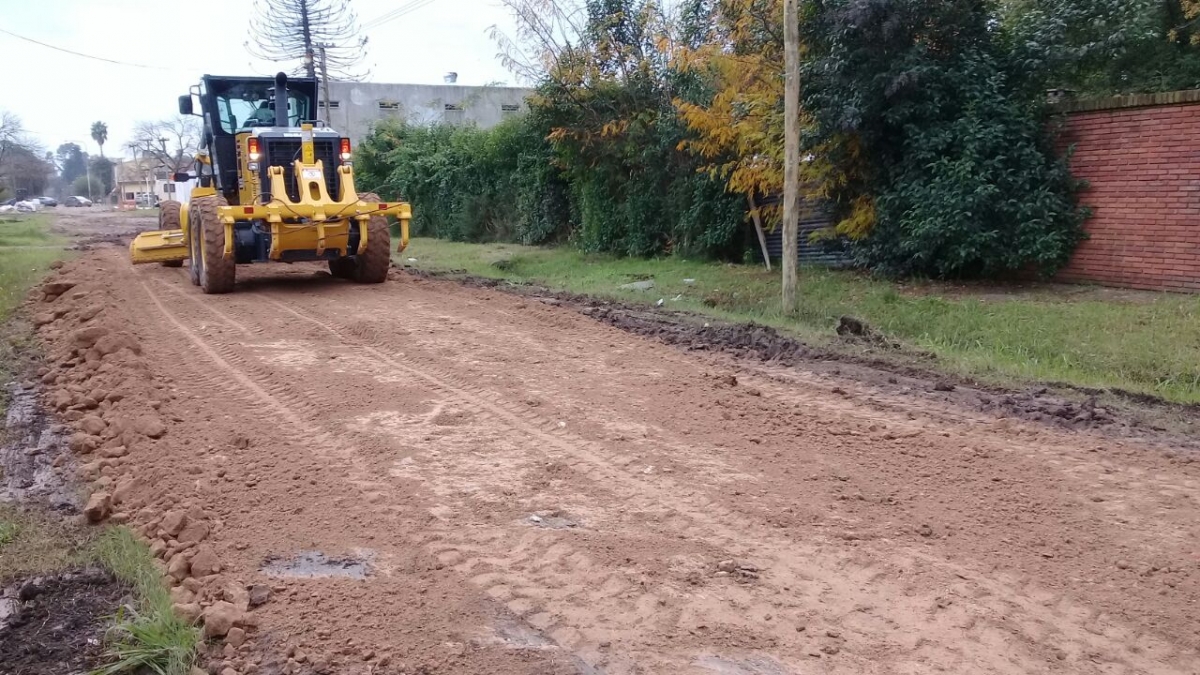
193,195,235,294
159,200,184,267
352,192,391,284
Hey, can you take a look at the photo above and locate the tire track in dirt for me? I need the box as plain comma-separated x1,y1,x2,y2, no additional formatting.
385,279,1200,661
123,258,1198,674
133,274,593,674
244,288,1195,675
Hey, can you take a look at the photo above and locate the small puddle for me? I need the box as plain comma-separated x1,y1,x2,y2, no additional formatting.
260,550,374,579
694,655,792,675
485,614,606,674
526,510,579,530
1,383,76,510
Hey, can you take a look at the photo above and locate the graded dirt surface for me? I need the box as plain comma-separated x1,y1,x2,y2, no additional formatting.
20,211,1200,674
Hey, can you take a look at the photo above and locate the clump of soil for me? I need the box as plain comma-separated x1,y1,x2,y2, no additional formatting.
0,567,129,675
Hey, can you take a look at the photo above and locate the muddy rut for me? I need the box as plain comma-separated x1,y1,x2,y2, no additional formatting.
22,234,1200,675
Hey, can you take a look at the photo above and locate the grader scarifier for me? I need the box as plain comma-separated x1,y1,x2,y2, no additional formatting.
130,73,410,293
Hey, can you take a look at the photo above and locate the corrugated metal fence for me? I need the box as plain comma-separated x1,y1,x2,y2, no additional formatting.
757,197,852,267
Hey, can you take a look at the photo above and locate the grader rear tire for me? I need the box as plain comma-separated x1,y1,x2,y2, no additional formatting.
353,192,391,284
194,195,235,294
159,200,184,268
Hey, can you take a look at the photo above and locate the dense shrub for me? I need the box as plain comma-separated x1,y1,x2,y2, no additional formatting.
355,115,571,244
801,0,1088,278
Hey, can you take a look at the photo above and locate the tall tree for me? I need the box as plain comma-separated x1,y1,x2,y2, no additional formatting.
90,121,108,158
246,0,368,79
675,0,788,212
54,142,88,185
0,113,49,197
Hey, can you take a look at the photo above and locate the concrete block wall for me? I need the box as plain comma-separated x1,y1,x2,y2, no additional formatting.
323,82,534,143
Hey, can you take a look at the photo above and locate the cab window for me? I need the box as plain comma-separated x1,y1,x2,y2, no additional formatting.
213,85,312,133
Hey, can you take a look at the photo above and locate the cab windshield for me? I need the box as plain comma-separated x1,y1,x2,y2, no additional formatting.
214,83,312,132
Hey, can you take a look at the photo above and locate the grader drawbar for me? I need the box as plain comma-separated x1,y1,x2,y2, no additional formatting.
130,72,410,293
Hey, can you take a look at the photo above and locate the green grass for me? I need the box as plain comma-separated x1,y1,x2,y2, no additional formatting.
91,529,200,675
0,214,71,418
0,214,69,318
400,238,1200,404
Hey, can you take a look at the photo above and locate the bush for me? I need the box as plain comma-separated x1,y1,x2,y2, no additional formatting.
355,116,572,245
70,175,104,199
801,0,1087,278
356,108,748,259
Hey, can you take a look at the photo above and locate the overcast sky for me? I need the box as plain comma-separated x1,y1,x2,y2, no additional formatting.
0,0,521,156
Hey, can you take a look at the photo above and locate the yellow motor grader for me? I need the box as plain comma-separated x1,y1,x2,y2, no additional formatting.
130,72,410,293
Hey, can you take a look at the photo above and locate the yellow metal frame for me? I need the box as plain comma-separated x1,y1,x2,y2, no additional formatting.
130,126,411,265
214,123,410,261
217,160,411,261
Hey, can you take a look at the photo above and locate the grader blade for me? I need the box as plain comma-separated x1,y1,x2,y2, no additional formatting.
130,229,188,265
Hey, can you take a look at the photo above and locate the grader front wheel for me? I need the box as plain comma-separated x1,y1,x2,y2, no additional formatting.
353,192,391,284
193,195,235,294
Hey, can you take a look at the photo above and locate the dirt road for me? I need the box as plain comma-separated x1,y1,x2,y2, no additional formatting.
24,213,1200,674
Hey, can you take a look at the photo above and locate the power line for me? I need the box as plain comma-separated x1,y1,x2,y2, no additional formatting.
0,25,175,70
362,0,426,29
361,0,439,31
0,26,174,70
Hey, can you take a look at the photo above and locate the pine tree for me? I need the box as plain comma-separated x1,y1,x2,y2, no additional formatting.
246,0,368,79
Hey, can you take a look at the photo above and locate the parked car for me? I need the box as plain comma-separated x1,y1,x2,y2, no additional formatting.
34,196,58,207
63,196,93,207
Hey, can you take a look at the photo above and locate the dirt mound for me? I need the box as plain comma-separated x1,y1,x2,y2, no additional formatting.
0,567,128,675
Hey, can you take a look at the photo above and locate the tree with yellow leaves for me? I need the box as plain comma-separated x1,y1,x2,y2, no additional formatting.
672,0,873,238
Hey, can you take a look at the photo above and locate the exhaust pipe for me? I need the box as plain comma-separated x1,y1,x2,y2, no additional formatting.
274,72,289,128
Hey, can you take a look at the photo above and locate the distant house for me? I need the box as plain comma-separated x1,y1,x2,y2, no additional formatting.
113,157,186,207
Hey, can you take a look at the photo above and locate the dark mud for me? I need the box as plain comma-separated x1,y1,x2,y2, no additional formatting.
0,568,129,675
1,383,77,511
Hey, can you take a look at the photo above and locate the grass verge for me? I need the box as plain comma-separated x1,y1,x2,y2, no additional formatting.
0,214,68,317
91,528,200,675
400,238,1200,405
0,214,197,674
0,213,70,418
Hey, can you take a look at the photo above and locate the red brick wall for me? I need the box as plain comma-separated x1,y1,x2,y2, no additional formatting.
1055,93,1200,291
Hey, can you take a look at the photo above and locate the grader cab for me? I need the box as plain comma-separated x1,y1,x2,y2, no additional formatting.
130,72,410,293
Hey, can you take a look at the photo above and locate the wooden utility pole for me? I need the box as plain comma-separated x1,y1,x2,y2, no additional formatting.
782,0,800,315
